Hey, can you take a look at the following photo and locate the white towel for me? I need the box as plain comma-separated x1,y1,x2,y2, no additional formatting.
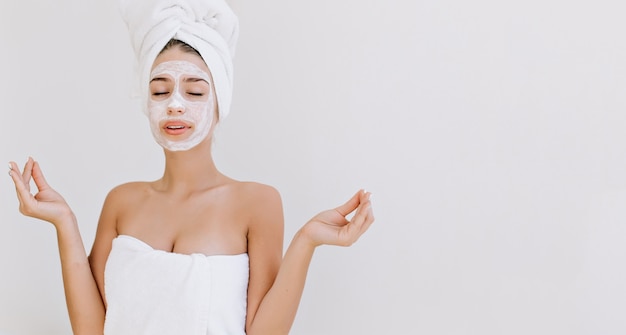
119,0,239,121
104,235,249,335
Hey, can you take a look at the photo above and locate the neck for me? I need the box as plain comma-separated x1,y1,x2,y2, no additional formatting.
157,139,224,193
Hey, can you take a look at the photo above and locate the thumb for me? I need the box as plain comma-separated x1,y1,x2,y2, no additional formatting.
31,161,52,191
335,189,365,217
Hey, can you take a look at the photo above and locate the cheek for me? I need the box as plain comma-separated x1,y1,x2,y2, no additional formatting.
185,102,212,121
147,101,168,123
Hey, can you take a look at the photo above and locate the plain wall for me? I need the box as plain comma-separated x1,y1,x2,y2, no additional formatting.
2,0,626,334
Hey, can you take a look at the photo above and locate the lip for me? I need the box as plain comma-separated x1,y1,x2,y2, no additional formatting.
162,120,192,136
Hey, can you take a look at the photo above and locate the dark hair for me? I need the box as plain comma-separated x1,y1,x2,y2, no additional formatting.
159,39,202,57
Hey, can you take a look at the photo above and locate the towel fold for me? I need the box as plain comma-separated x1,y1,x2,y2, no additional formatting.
120,0,239,120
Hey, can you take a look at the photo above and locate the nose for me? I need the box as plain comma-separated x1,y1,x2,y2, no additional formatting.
167,95,185,115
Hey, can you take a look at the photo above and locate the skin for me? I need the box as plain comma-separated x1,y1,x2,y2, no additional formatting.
8,46,375,335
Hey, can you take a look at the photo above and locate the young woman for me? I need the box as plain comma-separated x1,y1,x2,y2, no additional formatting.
8,1,374,335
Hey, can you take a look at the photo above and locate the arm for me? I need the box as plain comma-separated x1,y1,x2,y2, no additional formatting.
9,158,106,334
246,189,374,335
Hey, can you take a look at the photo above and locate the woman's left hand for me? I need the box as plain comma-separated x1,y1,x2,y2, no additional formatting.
300,190,374,248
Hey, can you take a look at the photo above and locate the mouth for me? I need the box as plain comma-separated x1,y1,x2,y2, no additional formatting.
162,121,192,135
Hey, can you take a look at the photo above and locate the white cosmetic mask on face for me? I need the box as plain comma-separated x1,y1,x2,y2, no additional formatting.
148,61,215,151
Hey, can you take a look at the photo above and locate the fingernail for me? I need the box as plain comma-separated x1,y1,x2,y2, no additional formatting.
8,163,12,170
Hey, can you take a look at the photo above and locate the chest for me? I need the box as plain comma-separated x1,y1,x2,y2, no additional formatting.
115,192,248,255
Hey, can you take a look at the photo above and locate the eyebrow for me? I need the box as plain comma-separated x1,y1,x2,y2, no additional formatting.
184,77,209,84
149,77,208,84
150,77,170,83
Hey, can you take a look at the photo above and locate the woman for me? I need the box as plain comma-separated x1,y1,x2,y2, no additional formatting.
8,1,374,334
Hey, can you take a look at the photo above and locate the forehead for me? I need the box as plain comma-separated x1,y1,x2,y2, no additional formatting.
151,46,212,78
150,61,211,82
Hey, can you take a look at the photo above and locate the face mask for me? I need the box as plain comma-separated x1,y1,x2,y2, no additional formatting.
147,61,215,151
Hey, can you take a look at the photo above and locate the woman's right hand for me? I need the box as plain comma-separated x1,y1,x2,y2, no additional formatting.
9,157,74,227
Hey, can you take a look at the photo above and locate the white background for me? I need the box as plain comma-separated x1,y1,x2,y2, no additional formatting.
2,0,626,334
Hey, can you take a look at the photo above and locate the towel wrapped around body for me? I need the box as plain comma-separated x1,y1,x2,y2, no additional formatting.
103,235,249,335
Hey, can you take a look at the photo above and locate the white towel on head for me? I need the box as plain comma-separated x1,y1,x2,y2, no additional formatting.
119,0,239,121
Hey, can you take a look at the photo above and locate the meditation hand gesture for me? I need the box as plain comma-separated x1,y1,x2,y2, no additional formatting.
301,190,374,248
9,157,74,227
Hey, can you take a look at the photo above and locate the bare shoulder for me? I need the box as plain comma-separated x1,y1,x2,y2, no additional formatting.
232,181,281,201
107,181,152,197
229,181,283,212
103,181,152,207
93,182,151,232
226,181,283,229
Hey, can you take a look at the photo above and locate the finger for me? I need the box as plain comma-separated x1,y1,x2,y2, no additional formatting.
9,161,34,206
343,193,368,225
350,200,371,228
360,189,370,203
32,161,51,192
9,161,26,191
348,200,375,241
21,157,34,191
356,204,375,239
21,157,34,179
335,189,365,217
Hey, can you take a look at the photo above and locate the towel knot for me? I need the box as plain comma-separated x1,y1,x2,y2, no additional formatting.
203,13,219,28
